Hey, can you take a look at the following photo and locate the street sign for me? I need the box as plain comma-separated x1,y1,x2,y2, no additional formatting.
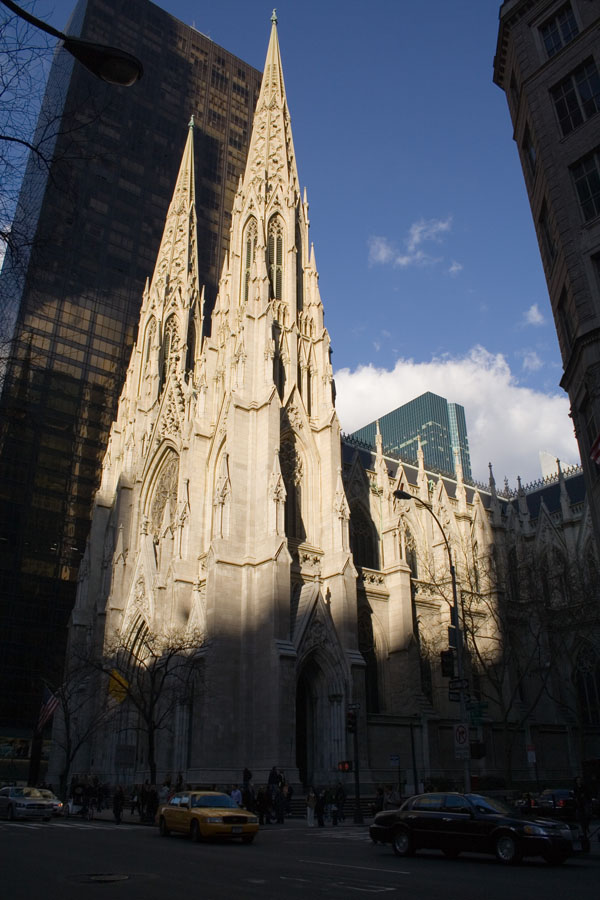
449,678,468,691
454,723,470,759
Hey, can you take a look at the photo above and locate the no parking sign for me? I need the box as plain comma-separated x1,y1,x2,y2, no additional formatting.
454,723,470,759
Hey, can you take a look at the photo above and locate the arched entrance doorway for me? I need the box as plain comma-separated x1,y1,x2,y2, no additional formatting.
295,651,346,787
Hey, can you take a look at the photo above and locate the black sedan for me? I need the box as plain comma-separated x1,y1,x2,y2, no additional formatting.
369,792,574,865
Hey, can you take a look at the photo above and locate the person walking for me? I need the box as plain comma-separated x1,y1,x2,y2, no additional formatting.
113,785,124,824
315,789,325,827
306,786,317,827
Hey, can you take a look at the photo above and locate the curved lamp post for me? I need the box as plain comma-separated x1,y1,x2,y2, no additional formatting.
394,489,472,792
2,0,143,86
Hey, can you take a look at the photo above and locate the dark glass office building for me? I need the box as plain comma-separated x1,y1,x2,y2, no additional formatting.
350,391,473,481
0,0,261,745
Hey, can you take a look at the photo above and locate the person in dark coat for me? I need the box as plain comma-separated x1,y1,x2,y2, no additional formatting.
315,789,325,827
113,785,124,824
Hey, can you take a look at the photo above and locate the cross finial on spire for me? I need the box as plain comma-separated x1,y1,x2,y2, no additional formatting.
271,8,278,24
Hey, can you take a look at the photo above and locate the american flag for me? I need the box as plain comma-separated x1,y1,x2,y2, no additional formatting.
37,686,59,733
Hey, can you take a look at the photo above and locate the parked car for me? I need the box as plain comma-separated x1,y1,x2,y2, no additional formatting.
0,786,53,821
157,790,259,843
37,789,64,816
532,788,576,820
369,791,574,865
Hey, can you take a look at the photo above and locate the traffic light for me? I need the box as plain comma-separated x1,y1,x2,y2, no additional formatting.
337,760,353,772
440,649,455,677
346,709,357,733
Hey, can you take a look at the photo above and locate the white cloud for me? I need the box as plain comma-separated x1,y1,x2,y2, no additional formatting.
368,216,452,269
524,303,545,326
448,260,463,276
334,345,580,486
522,350,543,372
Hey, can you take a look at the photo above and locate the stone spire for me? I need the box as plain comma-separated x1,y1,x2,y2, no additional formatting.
149,118,201,322
243,13,300,204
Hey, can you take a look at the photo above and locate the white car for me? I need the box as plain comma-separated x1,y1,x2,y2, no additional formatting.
0,786,53,821
37,789,65,816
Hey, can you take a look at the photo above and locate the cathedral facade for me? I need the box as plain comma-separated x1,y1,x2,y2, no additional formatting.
52,18,600,793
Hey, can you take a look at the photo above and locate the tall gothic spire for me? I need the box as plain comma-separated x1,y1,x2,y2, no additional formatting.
149,118,201,319
243,13,300,201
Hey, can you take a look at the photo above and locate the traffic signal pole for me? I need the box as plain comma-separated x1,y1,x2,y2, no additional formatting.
348,703,363,824
352,712,363,824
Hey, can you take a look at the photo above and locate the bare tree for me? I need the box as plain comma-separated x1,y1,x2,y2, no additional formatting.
50,658,115,799
93,627,205,786
413,532,555,786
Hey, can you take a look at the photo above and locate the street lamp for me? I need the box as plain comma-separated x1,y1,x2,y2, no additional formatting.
2,0,143,86
394,489,472,791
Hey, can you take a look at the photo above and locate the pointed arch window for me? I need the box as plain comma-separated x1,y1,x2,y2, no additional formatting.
268,216,284,300
161,316,179,389
242,218,257,302
349,503,379,569
144,318,157,367
186,312,197,374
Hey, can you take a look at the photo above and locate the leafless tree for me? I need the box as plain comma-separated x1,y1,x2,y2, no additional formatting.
93,626,206,786
50,657,115,799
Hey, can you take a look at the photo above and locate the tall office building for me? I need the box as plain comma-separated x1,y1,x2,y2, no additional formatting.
494,1,600,548
0,0,261,745
349,391,473,481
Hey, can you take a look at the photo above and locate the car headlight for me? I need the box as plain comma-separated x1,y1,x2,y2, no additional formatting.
523,824,549,836
247,816,258,824
205,816,223,823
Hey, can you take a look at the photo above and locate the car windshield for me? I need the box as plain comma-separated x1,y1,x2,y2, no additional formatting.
466,794,513,815
191,794,239,809
14,787,42,798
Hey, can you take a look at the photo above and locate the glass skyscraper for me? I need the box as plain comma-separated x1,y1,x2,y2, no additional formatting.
349,391,473,481
0,0,261,745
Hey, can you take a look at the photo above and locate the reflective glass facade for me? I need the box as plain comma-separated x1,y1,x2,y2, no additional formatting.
350,391,473,481
0,0,261,734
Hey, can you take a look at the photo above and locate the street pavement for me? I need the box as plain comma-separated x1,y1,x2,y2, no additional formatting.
88,803,600,857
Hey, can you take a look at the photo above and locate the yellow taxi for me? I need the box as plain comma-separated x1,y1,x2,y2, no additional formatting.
157,791,259,843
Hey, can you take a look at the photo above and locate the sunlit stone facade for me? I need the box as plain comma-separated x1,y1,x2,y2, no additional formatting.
55,17,600,792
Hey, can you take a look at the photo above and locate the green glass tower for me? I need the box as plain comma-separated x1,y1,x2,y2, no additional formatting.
350,391,473,480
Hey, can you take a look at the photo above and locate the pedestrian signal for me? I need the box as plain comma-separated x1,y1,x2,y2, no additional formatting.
337,760,353,772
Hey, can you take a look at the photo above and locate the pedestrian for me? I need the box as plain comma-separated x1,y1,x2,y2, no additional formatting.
335,781,346,822
306,786,317,827
231,783,242,806
243,767,252,791
113,785,124,824
574,775,592,850
256,785,272,825
315,789,325,827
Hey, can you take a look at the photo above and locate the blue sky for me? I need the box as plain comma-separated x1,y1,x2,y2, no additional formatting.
36,0,580,484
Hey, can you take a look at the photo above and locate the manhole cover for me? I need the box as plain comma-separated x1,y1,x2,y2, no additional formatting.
86,874,130,883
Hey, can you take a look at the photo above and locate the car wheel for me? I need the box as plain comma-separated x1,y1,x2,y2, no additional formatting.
190,819,201,843
159,817,170,837
392,827,413,857
494,833,521,865
242,834,255,844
